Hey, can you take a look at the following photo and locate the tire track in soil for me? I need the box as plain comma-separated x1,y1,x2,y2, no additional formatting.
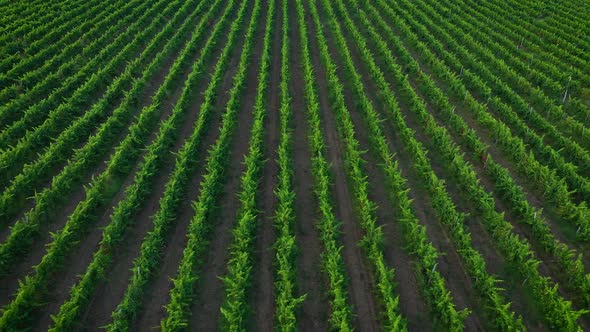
31,5,207,330
335,8,488,330
250,1,281,330
289,0,329,328
0,0,186,309
304,1,379,330
186,4,267,330
78,4,241,328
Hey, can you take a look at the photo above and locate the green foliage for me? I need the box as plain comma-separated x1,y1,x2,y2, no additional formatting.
0,0,177,224
105,0,249,329
0,0,132,117
369,0,588,329
158,0,261,329
0,0,118,96
295,0,354,329
0,0,188,275
0,0,213,329
48,0,227,329
1,0,589,331
364,0,590,311
273,0,306,329
310,0,412,329
217,0,274,329
388,0,590,237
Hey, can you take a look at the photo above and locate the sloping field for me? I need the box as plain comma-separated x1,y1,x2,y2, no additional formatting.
1,0,590,330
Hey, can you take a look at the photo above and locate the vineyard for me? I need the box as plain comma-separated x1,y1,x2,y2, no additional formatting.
1,0,590,330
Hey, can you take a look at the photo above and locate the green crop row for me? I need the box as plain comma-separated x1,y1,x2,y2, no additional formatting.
0,0,172,225
455,0,590,123
0,2,213,330
273,0,306,329
363,0,590,310
0,0,120,125
161,0,261,329
0,0,172,189
312,0,415,329
48,1,227,329
0,0,120,91
0,0,99,75
105,0,246,329
0,0,138,120
335,0,527,329
462,0,590,105
404,0,590,168
379,0,590,241
472,0,590,80
218,0,273,329
370,0,587,329
0,0,80,43
484,0,590,66
0,0,184,271
0,0,65,39
296,0,354,329
429,0,575,101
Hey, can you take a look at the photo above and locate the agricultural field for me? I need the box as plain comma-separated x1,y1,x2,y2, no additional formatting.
1,0,590,330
